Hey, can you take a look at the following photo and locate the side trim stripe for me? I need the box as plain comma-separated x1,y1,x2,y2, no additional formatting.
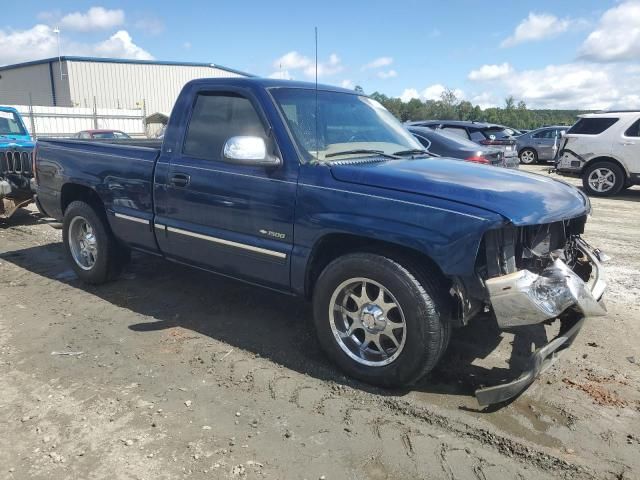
158,224,287,259
114,212,150,224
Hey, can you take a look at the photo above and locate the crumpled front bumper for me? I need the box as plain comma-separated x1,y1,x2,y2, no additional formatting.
475,238,607,406
486,239,606,329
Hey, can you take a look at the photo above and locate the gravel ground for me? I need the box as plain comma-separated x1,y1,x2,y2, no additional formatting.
0,165,638,479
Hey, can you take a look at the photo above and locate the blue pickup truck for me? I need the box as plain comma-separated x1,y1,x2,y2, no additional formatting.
35,78,607,405
1,107,35,218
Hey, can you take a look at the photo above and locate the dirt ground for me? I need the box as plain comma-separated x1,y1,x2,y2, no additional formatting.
1,165,639,480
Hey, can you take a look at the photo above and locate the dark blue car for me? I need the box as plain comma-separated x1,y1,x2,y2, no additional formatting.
34,78,607,405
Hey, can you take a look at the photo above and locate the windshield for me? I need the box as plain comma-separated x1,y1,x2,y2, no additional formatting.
271,88,422,161
0,110,27,136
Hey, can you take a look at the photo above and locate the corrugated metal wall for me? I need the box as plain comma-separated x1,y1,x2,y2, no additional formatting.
0,61,71,106
66,61,242,115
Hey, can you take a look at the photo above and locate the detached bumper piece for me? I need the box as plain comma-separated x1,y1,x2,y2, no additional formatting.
476,239,607,406
475,315,583,406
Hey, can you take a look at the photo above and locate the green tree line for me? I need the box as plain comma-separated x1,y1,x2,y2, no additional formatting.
366,87,589,130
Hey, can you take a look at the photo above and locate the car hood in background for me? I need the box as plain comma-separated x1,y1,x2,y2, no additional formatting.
330,158,588,225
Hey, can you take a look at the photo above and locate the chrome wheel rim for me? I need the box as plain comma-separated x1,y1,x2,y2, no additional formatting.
329,277,406,367
68,216,98,270
588,168,616,193
520,150,535,164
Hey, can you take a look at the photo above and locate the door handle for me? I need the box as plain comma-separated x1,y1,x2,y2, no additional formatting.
622,142,636,146
170,173,190,187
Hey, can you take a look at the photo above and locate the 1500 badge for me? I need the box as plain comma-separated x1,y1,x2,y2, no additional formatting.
259,229,286,239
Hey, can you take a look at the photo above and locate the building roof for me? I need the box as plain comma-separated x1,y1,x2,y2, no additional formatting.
0,55,254,77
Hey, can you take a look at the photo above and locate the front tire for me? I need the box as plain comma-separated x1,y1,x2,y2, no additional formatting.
519,148,537,165
62,201,125,284
312,253,450,388
582,161,624,197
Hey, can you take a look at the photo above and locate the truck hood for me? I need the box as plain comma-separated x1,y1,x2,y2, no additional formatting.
329,158,589,225
0,135,34,148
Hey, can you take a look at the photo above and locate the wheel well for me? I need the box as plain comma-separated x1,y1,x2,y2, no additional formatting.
304,233,449,299
60,183,105,216
519,147,536,155
585,156,629,179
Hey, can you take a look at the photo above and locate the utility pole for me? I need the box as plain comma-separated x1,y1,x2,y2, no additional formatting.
53,27,63,80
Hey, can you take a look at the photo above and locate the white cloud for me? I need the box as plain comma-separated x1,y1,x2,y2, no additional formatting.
470,61,640,109
182,41,192,50
400,84,464,103
340,79,354,89
268,70,293,80
377,69,397,79
0,25,59,65
468,62,513,81
470,92,498,109
501,13,571,47
0,24,153,65
400,88,420,103
93,31,154,60
273,51,311,70
579,1,640,62
363,56,393,69
306,53,343,77
59,6,125,32
272,51,343,78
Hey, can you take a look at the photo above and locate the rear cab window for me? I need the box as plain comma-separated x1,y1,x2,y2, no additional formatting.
183,93,267,161
567,117,618,135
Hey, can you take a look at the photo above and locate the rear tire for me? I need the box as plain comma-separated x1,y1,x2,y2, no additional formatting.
519,148,537,165
312,253,450,388
582,161,624,197
62,201,125,284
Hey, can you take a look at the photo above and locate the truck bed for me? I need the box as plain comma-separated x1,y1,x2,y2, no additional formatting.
35,137,161,252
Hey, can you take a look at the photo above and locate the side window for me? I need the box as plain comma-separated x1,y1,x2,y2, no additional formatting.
624,118,640,137
469,130,485,142
183,93,267,161
79,132,90,139
567,117,618,135
533,129,553,139
441,126,470,139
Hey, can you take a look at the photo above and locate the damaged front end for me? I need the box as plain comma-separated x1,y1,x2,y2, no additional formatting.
473,216,607,405
0,149,35,219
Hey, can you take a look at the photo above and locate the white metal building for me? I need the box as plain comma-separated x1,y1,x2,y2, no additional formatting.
0,56,252,116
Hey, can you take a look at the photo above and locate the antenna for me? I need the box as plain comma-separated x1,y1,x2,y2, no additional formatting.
315,26,319,160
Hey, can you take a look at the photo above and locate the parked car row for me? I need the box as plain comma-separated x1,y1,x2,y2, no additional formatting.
407,126,518,168
406,120,520,165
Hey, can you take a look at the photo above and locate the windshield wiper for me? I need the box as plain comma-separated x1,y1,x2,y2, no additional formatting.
325,149,400,159
392,148,430,157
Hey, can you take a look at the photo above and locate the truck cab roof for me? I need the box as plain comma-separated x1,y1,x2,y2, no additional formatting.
184,77,357,94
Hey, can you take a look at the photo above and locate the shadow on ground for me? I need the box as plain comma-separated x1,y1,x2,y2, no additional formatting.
1,242,550,409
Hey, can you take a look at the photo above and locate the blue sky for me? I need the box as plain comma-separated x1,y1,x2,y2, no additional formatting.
2,1,640,109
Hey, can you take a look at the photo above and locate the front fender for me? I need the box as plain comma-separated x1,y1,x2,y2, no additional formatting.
291,181,506,294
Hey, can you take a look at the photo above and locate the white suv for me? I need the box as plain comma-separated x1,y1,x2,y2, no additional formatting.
556,111,640,196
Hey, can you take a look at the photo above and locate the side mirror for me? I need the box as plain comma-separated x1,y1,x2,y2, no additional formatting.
223,136,281,167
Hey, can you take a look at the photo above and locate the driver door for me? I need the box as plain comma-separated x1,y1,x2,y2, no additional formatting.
154,89,297,290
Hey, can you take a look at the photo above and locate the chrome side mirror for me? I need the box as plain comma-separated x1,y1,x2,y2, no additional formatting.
223,136,280,167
